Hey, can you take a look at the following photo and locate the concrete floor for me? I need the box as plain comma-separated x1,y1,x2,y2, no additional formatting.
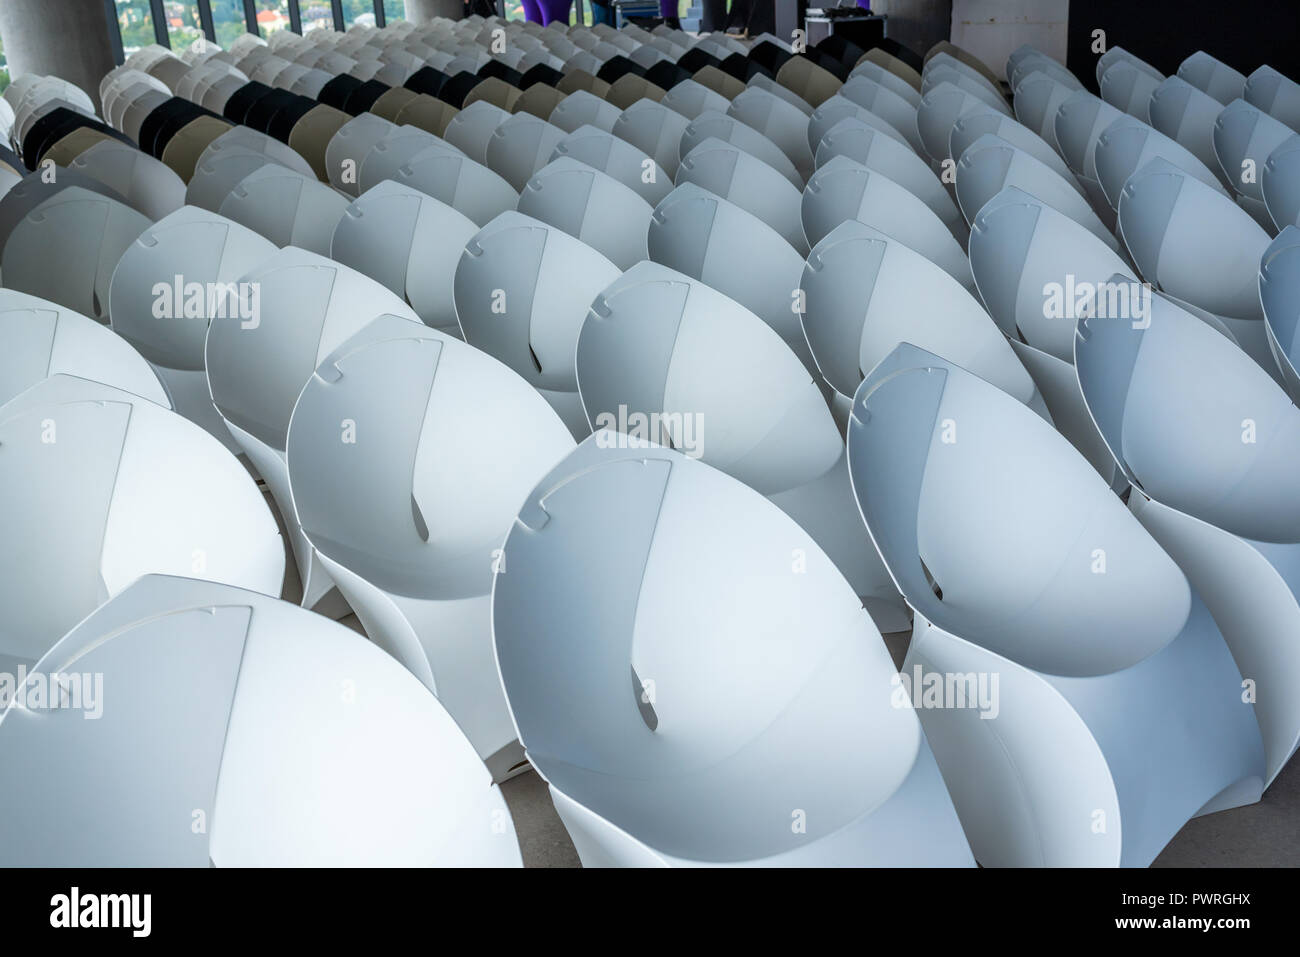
267,489,1300,868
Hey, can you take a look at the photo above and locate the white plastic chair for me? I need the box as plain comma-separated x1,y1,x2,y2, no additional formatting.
726,86,815,181
330,179,478,336
1099,61,1162,121
550,89,622,134
949,105,1084,197
0,575,520,867
679,109,802,188
284,314,574,779
1117,157,1276,370
486,111,569,192
575,260,909,631
356,124,460,193
0,288,167,408
612,96,691,178
550,124,672,206
218,163,349,256
648,183,814,374
835,74,925,155
954,132,1121,254
847,342,1266,866
67,139,185,220
325,112,399,196
1179,50,1248,105
1054,90,1126,228
392,143,519,226
801,217,1044,419
2,185,150,323
204,247,423,615
516,155,652,270
1094,112,1228,210
806,95,914,162
1148,75,1235,189
1075,285,1300,789
1213,98,1294,231
0,376,283,670
916,81,1004,164
1259,225,1300,402
967,185,1145,480
813,117,966,244
492,432,973,866
1245,65,1300,134
661,78,731,120
440,100,509,163
1011,71,1074,148
802,155,973,289
108,205,276,455
453,210,619,438
1263,135,1300,231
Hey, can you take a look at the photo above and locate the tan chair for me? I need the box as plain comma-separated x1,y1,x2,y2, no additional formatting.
465,76,524,112
394,93,459,137
286,103,351,182
775,56,842,108
857,47,923,92
513,82,566,120
605,73,666,110
926,40,1004,88
556,69,610,99
368,86,419,123
693,65,746,101
40,127,117,168
160,115,233,183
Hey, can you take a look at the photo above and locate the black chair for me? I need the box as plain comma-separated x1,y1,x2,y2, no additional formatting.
341,79,392,115
223,81,276,125
519,63,565,90
597,56,647,84
404,66,450,98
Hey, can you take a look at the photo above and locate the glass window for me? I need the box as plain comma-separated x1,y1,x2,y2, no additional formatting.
114,1,158,57
255,1,294,36
0,30,8,96
163,2,205,50
342,0,377,27
210,0,251,49
381,0,407,23
299,0,336,33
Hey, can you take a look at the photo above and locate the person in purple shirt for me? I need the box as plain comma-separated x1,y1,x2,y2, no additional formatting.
520,0,574,24
521,0,682,28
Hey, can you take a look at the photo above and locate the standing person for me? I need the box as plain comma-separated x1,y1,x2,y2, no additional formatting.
659,0,682,29
521,0,574,23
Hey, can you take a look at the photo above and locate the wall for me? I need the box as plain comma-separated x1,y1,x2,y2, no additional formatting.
870,0,953,60
950,0,1068,80
1064,0,1300,92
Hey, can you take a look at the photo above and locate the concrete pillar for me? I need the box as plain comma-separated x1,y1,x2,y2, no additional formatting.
0,0,118,113
405,0,466,23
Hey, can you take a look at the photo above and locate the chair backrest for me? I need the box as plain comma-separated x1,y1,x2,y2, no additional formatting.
847,343,1192,677
1075,281,1300,543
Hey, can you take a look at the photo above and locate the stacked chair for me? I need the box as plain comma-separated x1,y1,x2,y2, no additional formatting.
0,11,1297,867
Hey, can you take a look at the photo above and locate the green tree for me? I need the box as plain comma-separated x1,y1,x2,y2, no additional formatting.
114,1,157,53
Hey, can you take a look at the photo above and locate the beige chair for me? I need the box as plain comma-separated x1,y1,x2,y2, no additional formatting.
776,56,842,108
857,47,923,92
159,115,233,183
605,74,666,110
286,103,351,182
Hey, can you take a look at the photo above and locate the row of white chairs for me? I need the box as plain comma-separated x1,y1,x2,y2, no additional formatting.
3,18,1300,866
